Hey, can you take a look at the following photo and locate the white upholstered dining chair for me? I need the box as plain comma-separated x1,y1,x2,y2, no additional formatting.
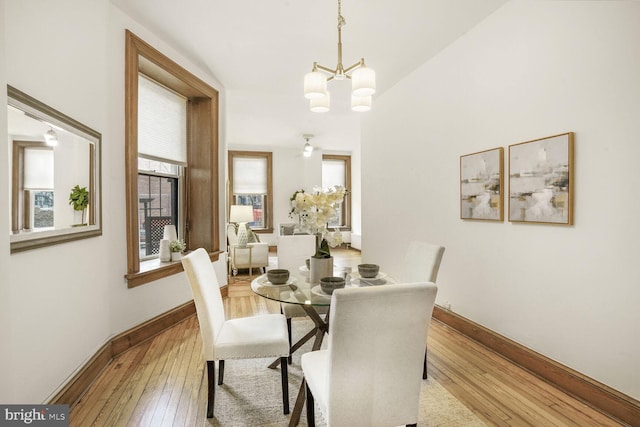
301,282,438,427
401,241,445,379
181,248,290,418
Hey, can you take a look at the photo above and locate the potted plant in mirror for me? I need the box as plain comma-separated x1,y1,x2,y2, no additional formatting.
169,239,186,261
68,185,89,226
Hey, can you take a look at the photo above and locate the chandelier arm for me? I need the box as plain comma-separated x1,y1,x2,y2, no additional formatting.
315,64,338,75
343,61,363,76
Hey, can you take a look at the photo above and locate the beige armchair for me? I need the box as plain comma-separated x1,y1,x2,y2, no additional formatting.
227,223,269,276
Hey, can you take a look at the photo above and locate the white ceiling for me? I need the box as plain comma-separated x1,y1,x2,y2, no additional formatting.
111,0,506,151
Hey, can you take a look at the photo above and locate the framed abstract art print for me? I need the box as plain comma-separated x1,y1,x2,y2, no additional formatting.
508,132,574,225
460,147,504,221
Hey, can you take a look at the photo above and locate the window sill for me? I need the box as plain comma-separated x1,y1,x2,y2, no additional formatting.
254,227,274,234
126,250,222,288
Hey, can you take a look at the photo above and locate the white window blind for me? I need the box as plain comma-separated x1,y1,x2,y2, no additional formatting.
322,159,346,188
138,74,187,165
233,156,267,194
24,148,53,189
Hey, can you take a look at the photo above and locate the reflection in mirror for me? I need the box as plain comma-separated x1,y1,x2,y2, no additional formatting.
8,86,102,253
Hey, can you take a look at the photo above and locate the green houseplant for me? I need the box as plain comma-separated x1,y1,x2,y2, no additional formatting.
68,185,89,226
169,239,186,261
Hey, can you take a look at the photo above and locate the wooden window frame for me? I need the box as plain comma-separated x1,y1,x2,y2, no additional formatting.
322,154,352,231
228,150,274,233
124,30,220,288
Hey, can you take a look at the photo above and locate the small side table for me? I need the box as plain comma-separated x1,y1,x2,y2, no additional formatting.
228,244,253,283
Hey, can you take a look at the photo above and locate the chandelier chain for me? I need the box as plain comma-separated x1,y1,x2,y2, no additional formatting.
304,0,375,112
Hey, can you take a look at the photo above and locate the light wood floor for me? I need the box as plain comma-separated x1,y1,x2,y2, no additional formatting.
70,248,623,426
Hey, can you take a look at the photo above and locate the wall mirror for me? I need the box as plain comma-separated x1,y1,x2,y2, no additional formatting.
8,85,102,253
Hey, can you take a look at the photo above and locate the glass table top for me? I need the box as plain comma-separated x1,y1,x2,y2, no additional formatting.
250,265,394,306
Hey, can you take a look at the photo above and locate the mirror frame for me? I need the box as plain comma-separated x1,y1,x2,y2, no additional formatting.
8,85,102,253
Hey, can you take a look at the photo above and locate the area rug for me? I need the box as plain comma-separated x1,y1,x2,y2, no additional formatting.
208,319,485,427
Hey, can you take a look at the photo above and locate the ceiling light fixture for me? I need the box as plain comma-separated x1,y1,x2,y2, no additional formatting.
44,127,58,147
304,0,375,113
302,134,314,157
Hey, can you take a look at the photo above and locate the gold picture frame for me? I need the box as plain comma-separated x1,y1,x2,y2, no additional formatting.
508,132,574,225
460,147,504,221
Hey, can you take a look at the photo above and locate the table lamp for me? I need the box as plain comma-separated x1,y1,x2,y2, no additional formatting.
229,205,254,248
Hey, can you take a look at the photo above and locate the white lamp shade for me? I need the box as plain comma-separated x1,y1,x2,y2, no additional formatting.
310,91,330,112
351,94,372,112
304,71,327,99
229,205,254,223
352,66,376,97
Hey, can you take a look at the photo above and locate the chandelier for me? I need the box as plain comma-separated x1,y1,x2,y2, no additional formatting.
303,0,376,112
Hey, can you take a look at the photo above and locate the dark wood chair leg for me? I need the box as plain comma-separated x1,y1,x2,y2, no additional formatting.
206,360,215,418
218,360,225,385
281,357,290,414
422,349,428,379
305,380,315,427
287,318,293,364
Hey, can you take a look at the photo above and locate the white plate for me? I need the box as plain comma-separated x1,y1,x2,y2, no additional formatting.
310,285,332,297
260,275,298,287
350,271,386,280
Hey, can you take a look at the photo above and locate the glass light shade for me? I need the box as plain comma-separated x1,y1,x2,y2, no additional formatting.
310,91,330,113
44,128,58,147
351,94,372,112
304,142,314,154
352,66,376,97
304,71,327,99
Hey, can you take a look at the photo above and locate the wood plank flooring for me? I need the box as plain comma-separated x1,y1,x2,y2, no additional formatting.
70,248,624,426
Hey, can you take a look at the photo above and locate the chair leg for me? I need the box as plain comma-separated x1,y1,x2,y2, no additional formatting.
206,361,215,418
305,380,315,427
422,348,428,379
406,424,417,427
218,360,225,385
287,318,293,364
280,357,290,414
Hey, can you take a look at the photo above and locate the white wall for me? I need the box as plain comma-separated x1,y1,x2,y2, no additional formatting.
0,0,227,403
0,0,12,403
362,1,640,399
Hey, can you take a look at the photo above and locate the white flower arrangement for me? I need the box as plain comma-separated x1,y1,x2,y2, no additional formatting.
290,185,346,258
169,239,186,253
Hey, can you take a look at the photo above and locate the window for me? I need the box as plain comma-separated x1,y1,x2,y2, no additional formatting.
125,31,220,288
11,143,55,231
137,75,185,260
137,166,179,259
228,151,273,232
322,154,351,229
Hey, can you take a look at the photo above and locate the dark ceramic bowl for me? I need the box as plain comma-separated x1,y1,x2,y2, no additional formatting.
267,269,290,284
358,264,380,278
320,276,346,295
